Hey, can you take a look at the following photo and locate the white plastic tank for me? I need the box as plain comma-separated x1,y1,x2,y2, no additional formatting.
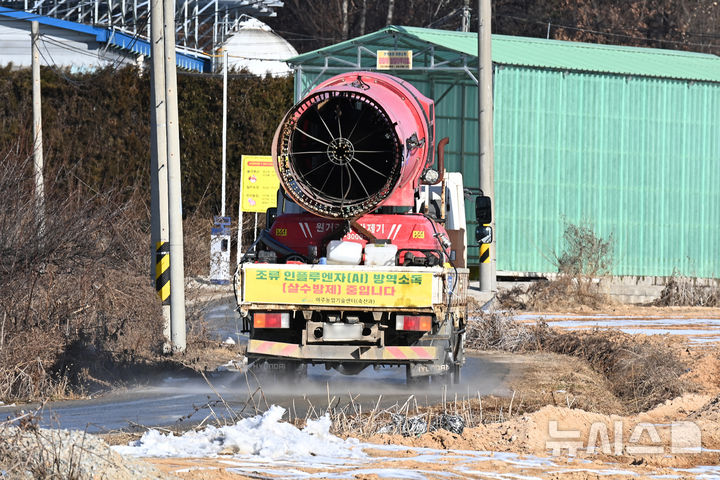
364,243,398,266
326,240,363,265
221,17,298,77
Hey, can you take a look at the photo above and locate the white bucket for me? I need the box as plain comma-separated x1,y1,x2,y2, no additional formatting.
326,240,363,265
364,243,398,266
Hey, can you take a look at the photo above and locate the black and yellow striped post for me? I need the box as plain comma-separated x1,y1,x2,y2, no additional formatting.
155,241,170,305
479,237,490,264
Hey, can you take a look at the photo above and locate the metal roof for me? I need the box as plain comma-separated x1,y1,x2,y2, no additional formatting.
0,7,210,72
1,0,283,54
290,26,720,84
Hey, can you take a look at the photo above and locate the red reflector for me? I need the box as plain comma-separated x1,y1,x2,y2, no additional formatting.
254,313,289,328
396,315,431,331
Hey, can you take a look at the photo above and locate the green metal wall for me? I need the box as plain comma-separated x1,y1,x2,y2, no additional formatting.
295,67,720,277
494,66,720,277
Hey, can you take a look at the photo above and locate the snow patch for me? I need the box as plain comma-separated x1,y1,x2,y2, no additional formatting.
113,405,364,462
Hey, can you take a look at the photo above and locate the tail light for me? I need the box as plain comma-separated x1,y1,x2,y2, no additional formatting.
395,315,432,332
254,312,290,329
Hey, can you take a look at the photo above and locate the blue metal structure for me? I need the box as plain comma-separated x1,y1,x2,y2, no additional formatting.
0,6,210,71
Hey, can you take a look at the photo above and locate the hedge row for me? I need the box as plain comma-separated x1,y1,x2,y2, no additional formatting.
0,65,294,213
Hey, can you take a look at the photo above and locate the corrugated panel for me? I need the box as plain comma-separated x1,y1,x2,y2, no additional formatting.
490,34,720,84
494,66,720,277
290,26,720,84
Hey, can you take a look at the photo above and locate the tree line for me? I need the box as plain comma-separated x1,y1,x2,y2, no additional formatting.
266,0,719,55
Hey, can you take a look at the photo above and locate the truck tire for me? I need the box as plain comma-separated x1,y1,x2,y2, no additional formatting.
405,366,430,386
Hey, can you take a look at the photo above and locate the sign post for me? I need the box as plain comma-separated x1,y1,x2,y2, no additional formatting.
237,155,280,264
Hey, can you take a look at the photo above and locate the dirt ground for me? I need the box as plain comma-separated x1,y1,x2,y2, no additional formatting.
136,304,720,479
144,381,720,479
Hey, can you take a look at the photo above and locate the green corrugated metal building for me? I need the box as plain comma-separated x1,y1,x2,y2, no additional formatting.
288,26,720,278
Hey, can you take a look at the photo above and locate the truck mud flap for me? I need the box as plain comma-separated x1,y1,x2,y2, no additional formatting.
248,339,437,362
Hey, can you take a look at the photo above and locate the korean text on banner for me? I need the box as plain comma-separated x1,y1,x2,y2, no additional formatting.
244,267,434,308
241,155,279,213
376,50,413,70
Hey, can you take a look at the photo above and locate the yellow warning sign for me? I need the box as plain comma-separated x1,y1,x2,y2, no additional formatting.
241,155,279,213
377,50,413,70
243,266,434,307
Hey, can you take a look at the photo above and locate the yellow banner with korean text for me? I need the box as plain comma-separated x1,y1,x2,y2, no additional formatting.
243,266,434,307
240,155,279,213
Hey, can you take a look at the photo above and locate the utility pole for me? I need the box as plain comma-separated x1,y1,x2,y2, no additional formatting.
221,49,228,217
478,0,496,291
31,21,45,237
164,0,186,351
150,0,171,351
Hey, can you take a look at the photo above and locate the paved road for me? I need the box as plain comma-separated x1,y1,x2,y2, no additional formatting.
0,299,515,433
0,353,514,433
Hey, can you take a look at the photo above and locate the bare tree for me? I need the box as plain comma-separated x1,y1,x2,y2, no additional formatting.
386,0,395,25
267,0,719,55
342,0,350,39
359,0,367,35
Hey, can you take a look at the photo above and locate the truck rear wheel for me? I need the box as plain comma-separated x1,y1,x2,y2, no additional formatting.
405,366,430,386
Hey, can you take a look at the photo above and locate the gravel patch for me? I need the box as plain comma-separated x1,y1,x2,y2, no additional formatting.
0,424,171,479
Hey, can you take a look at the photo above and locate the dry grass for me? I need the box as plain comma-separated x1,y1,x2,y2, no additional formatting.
0,409,86,480
541,329,690,413
527,276,610,310
653,273,720,307
318,394,490,437
464,311,545,352
465,311,689,413
0,148,164,402
0,407,161,479
183,211,214,279
495,276,611,311
497,221,613,311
